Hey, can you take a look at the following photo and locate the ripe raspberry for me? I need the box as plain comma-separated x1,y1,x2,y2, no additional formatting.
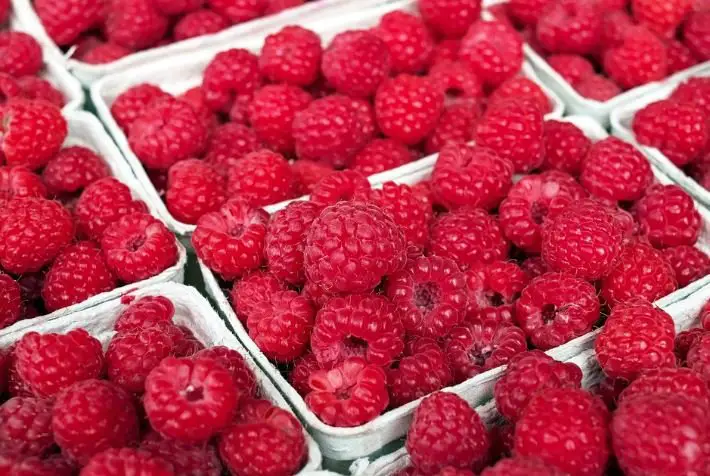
202,49,261,113
465,261,528,324
1,100,68,170
306,357,389,426
265,0,304,12
247,84,311,154
178,86,219,132
445,320,527,382
634,184,701,248
603,26,668,90
81,448,173,476
34,0,104,46
665,38,699,74
375,11,434,74
265,201,320,285
632,0,693,37
230,271,283,324
406,392,490,474
226,149,294,206
166,159,226,225
17,77,64,108
80,42,132,64
289,352,320,396
152,0,202,15
418,0,481,38
348,96,378,141
459,20,523,87
430,207,510,271
540,119,591,174
612,393,709,476
484,457,569,476
429,60,484,101
194,346,257,397
546,54,595,86
351,139,411,176
218,398,306,476
193,200,268,280
309,170,370,206
506,0,552,26
128,97,208,170
595,299,676,380
432,144,513,211
173,9,230,41
41,146,109,195
110,83,170,132
0,32,43,78
322,30,390,98
0,397,53,456
430,39,461,66
488,77,552,115
424,102,480,154
304,201,407,294
575,74,622,101
259,26,322,87
684,11,710,60
0,73,22,105
0,274,21,330
203,123,261,174
375,74,444,146
207,0,267,23
105,0,169,50
387,338,452,407
662,245,710,287
0,453,75,476
475,99,544,173
675,328,706,363
536,0,602,55
0,166,46,205
687,333,710,381
141,432,222,476
619,367,709,407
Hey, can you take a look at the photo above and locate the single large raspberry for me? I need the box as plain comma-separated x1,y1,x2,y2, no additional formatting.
687,333,710,381
475,99,544,173
0,274,21,330
541,120,592,175
304,201,407,294
375,11,434,74
81,448,173,476
41,241,117,312
619,367,709,407
202,49,261,113
444,320,527,383
322,30,390,98
194,346,258,397
0,397,53,456
431,144,513,211
684,11,710,61
34,0,104,46
459,20,523,87
247,84,311,155
0,32,43,78
632,0,693,37
406,392,490,474
203,123,261,175
662,245,710,287
309,170,370,206
41,146,110,195
207,0,268,23
387,338,452,407
305,357,389,427
1,100,67,171
173,9,230,41
634,184,701,248
114,295,175,332
227,149,295,207
52,379,139,464
141,432,223,476
110,83,170,132
230,271,284,323
465,261,529,324
595,299,676,380
166,159,226,225
259,26,322,86
603,26,668,90
104,0,168,49
351,139,411,176
429,207,510,271
418,0,480,38
0,166,46,206
144,356,239,442
536,0,602,55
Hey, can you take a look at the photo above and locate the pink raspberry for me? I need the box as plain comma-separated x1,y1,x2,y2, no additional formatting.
547,54,595,86
662,245,710,287
488,77,552,115
309,170,370,206
110,83,170,132
322,30,390,98
351,138,412,176
634,184,701,248
387,338,453,407
418,0,481,38
207,0,267,23
259,26,322,86
226,149,295,207
105,0,169,50
603,26,668,90
465,260,529,324
166,159,226,225
203,123,261,175
536,0,602,55
230,271,284,323
541,119,591,174
459,20,524,87
202,49,261,113
375,11,434,74
173,9,230,41
247,84,311,155
194,346,258,397
430,39,461,66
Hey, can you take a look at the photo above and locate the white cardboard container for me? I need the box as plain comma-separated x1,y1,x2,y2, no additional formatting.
90,0,565,237
350,283,710,476
200,115,710,461
610,64,710,210
0,282,323,473
0,111,187,336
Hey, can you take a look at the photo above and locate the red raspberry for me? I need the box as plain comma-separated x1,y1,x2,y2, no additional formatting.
465,261,529,324
459,20,523,87
612,393,709,476
0,166,46,205
17,77,64,108
166,159,226,225
0,397,53,456
406,392,490,474
375,74,444,146
375,11,434,74
542,200,625,280
322,30,390,98
153,0,202,15
265,0,304,12
81,448,173,476
424,103,480,154
0,454,75,475
247,84,311,154
304,201,407,294
207,0,267,23
475,99,544,173
110,83,170,132
105,0,169,50
684,11,710,60
80,42,132,64
128,97,208,170
428,60,484,102
445,320,527,383
141,432,222,476
259,26,322,87
226,149,294,206
634,184,701,248
41,241,116,312
178,86,219,132
306,357,389,426
600,9,636,49
490,77,552,116
289,352,320,396
1,100,67,170
193,200,268,280
536,0,602,55
34,0,104,46
230,271,284,323
603,26,668,90
41,146,109,195
173,9,230,41
662,245,710,287
430,207,510,271
351,139,411,176
675,328,705,363
432,144,513,211
0,274,21,330
202,49,261,113
485,457,569,476
296,159,338,190
387,338,452,407
619,367,709,407
521,256,549,281
309,170,370,206
52,379,138,464
0,197,73,274
348,96,378,143
218,398,306,476
632,0,693,37
0,73,22,105
203,123,261,175
575,74,622,101
541,119,591,174
547,54,595,86
418,0,481,38
687,333,710,381
506,0,553,26
595,299,676,380
194,346,257,397
0,32,43,78
430,39,461,66
665,38,699,74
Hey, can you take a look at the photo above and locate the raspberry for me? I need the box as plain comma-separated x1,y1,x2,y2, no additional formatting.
687,333,710,381
207,0,267,23
265,201,320,285
634,184,701,248
515,388,610,475
288,353,320,397
506,0,552,26
432,144,513,211
0,166,46,205
52,379,138,464
1,100,67,170
41,146,109,195
375,11,434,74
247,84,311,154
418,0,481,38
430,39,461,66
348,96,378,142
0,397,53,456
541,200,624,280
166,159,226,225
306,357,389,426
541,119,591,174
81,448,173,476
424,103,480,155
310,170,370,206
482,457,567,476
80,42,132,64
445,320,527,382
406,392,490,474
612,393,709,476
475,99,544,173
575,74,622,101
225,93,253,124
683,11,710,60
0,274,21,330
459,20,524,87
259,26,322,87
0,73,22,105
603,26,668,90
178,86,219,132
17,77,64,108
226,149,294,206
675,328,706,363
128,97,208,170
110,83,170,132
173,9,230,41
304,201,407,294
430,207,509,271
203,123,261,175
105,0,169,50
0,454,75,475
0,32,43,78
141,432,222,476
536,0,602,55
387,338,452,407
375,74,444,146
194,346,257,397
488,77,552,115
619,367,709,406
202,49,261,113
193,200,268,280
662,245,710,287
632,0,693,37
665,38,699,74
322,30,390,98
466,261,529,324
230,271,283,324
547,54,595,86
428,60,484,102
265,0,304,12
595,298,676,380
34,0,104,46
351,139,411,176
152,0,202,15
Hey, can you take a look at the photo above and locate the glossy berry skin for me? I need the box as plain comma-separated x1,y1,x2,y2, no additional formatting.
0,274,21,330
41,146,110,195
247,84,311,155
376,11,434,74
174,9,230,41
141,431,223,476
603,27,668,90
0,166,47,205
322,30,390,98
619,367,710,407
309,170,370,206
227,149,295,207
34,0,104,46
0,32,43,78
665,39,698,74
465,261,529,324
306,357,389,427
424,102,479,155
105,0,169,50
662,245,710,287
352,139,411,176
114,295,175,332
632,0,693,37
536,0,602,55
488,77,552,115
0,397,53,457
634,184,701,248
406,392,490,474
259,26,322,86
195,346,258,397
459,20,524,87
110,83,170,132
166,159,226,225
202,49,261,113
429,60,484,102
230,271,284,323
547,54,595,87
387,338,453,407
575,74,622,101
418,0,481,38
204,123,261,175
81,448,173,476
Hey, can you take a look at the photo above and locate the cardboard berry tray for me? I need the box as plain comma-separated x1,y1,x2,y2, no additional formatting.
199,115,710,461
89,0,565,237
0,111,187,336
0,281,323,473
611,65,710,211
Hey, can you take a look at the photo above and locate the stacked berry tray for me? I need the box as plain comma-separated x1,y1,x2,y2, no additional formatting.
197,115,710,460
0,282,322,474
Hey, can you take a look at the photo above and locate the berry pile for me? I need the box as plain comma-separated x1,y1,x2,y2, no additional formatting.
0,294,309,475
492,0,709,102
32,0,320,65
0,99,179,327
109,0,559,226
194,103,710,428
